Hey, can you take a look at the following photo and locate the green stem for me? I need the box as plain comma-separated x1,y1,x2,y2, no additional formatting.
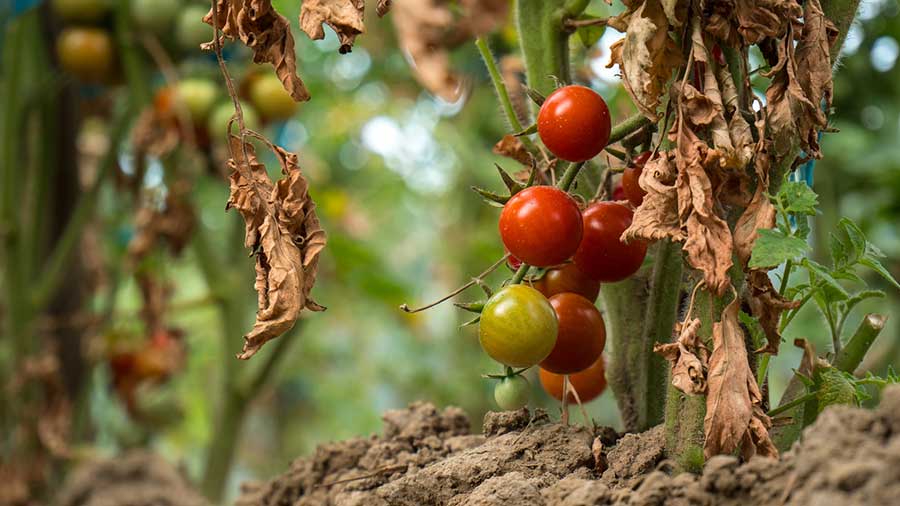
516,0,570,98
779,260,793,294
768,391,817,417
31,106,129,309
833,314,886,373
556,161,586,191
475,38,527,134
756,354,771,390
608,114,653,145
562,0,590,17
510,263,530,284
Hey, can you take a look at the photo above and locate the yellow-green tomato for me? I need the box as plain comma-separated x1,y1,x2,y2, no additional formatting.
249,73,298,121
494,375,530,411
479,284,558,368
175,78,218,124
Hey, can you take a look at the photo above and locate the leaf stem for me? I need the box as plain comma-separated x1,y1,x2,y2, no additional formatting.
768,391,817,417
475,37,534,152
556,161,586,192
608,113,652,145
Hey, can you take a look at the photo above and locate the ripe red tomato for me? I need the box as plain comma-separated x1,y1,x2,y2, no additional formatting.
56,28,114,82
506,250,523,271
612,182,626,201
539,356,607,403
537,85,611,162
499,186,583,267
479,285,558,368
533,262,600,302
622,151,651,207
540,293,606,374
574,202,647,282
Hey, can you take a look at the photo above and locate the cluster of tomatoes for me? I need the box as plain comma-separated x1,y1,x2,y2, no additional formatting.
51,0,300,148
478,85,651,411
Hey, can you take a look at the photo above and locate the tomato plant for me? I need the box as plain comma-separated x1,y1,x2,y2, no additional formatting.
55,27,114,82
621,151,651,207
574,202,647,282
539,356,608,403
537,85,611,162
494,375,530,410
479,285,557,368
540,293,606,374
533,262,601,302
499,186,582,267
249,73,299,122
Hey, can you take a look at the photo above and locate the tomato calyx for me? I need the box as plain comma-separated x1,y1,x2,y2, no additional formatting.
482,365,531,380
472,164,537,207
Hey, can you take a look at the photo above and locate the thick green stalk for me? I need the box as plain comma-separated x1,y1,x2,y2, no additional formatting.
515,0,570,97
833,314,886,374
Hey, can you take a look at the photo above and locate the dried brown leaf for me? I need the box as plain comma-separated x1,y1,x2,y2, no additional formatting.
676,127,733,296
225,136,326,359
705,299,776,459
793,0,837,158
655,317,708,395
128,183,197,263
733,158,775,266
376,0,393,17
392,0,508,101
746,271,800,355
707,0,802,46
300,0,366,54
493,134,532,167
606,0,682,119
204,0,310,101
623,153,684,242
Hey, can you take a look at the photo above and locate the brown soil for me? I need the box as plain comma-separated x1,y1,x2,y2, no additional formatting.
56,451,208,506
237,386,900,506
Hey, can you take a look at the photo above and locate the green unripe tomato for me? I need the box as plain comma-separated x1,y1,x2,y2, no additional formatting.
131,0,179,33
249,73,298,121
208,102,260,141
51,0,110,22
479,284,558,368
175,78,218,124
494,375,530,411
176,5,211,52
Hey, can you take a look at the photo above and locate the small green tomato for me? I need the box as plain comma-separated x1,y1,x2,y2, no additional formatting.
494,375,530,411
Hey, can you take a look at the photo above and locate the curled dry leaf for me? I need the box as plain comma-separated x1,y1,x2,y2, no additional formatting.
376,0,392,17
300,0,366,54
392,0,508,101
733,157,776,266
128,182,197,264
493,134,532,167
746,271,800,354
705,0,801,46
654,317,708,395
225,135,326,359
704,299,777,459
607,0,682,119
624,153,684,242
204,0,310,102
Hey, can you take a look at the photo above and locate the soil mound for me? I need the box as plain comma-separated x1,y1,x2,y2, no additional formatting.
238,386,900,506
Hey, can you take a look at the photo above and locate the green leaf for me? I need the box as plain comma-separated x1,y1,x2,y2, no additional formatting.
777,181,819,216
749,229,811,269
513,123,538,137
802,258,849,301
844,289,885,314
829,232,851,270
860,256,900,291
576,20,605,48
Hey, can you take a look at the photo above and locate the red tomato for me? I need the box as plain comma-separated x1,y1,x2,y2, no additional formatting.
499,186,583,267
537,85,611,162
622,151,651,207
574,202,647,282
539,356,607,403
612,181,626,202
534,262,600,302
540,293,606,374
506,250,523,271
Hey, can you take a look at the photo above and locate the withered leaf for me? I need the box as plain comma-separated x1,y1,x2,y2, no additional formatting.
128,182,197,263
225,136,326,359
705,299,776,459
707,0,801,46
676,127,733,296
654,317,708,395
606,0,682,119
493,134,532,167
300,0,366,54
623,153,684,242
792,0,837,158
733,160,776,266
204,0,310,102
376,0,393,17
392,0,508,101
746,271,800,354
